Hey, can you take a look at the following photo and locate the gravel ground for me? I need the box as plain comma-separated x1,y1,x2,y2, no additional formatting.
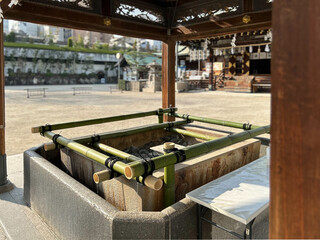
4,85,271,155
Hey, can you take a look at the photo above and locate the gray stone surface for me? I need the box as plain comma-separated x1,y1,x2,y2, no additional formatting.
162,198,198,239
0,154,58,240
0,224,9,240
113,211,169,239
24,149,118,240
24,146,269,239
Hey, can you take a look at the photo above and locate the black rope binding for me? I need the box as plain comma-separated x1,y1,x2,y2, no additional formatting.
243,123,252,130
157,108,164,116
164,148,187,164
136,156,156,185
52,134,60,145
184,114,192,123
174,149,187,163
105,157,119,178
165,122,175,131
90,134,101,146
169,107,175,117
40,124,52,136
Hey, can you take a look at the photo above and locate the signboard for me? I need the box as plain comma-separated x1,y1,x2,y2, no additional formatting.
206,62,213,73
213,62,223,71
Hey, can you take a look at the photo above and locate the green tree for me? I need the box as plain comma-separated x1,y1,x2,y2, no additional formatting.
102,43,109,50
132,40,137,51
67,37,73,48
5,32,16,42
75,35,84,48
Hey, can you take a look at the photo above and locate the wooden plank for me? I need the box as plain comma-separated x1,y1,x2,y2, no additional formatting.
270,0,320,238
4,1,167,41
0,0,22,13
162,40,175,121
0,22,5,156
243,0,253,13
171,10,271,41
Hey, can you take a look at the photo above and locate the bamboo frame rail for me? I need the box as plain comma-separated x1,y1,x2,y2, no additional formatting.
173,113,262,131
94,142,163,191
124,125,270,179
42,131,162,190
170,128,218,141
32,108,177,134
43,120,189,150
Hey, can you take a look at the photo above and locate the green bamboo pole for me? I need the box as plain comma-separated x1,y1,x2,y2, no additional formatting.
94,142,140,162
44,120,189,151
163,142,176,207
73,120,188,145
93,142,163,190
43,131,129,181
174,113,262,130
31,108,177,133
124,125,270,179
170,128,218,141
43,131,163,190
158,108,164,124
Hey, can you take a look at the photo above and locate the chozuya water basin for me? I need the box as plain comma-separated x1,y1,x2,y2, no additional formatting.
25,108,268,239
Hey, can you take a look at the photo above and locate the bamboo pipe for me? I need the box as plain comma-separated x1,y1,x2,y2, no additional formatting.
32,108,177,133
94,142,163,191
93,170,111,183
73,120,189,144
124,125,270,179
42,131,125,181
170,128,218,141
43,132,163,190
43,120,189,150
93,169,163,191
163,142,176,207
173,113,262,131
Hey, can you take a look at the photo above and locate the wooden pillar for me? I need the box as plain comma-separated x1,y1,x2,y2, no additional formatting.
270,0,320,238
0,22,7,186
208,48,214,90
162,40,175,121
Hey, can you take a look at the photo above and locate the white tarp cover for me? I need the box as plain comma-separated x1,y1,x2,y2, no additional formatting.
186,155,269,224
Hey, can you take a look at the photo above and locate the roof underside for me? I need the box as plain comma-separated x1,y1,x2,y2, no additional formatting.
1,0,272,41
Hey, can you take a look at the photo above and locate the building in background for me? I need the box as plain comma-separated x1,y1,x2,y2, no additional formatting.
72,29,112,46
8,20,43,39
3,20,9,34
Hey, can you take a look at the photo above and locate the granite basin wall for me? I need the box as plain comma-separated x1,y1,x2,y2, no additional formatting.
24,126,265,239
24,148,268,239
59,127,260,211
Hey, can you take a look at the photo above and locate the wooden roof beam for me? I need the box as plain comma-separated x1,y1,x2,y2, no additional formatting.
170,10,271,41
4,1,167,42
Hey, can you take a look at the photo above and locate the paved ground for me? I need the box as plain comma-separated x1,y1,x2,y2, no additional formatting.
0,84,271,239
5,84,270,155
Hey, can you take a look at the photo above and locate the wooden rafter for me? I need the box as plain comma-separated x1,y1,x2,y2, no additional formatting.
4,1,167,41
171,10,272,41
